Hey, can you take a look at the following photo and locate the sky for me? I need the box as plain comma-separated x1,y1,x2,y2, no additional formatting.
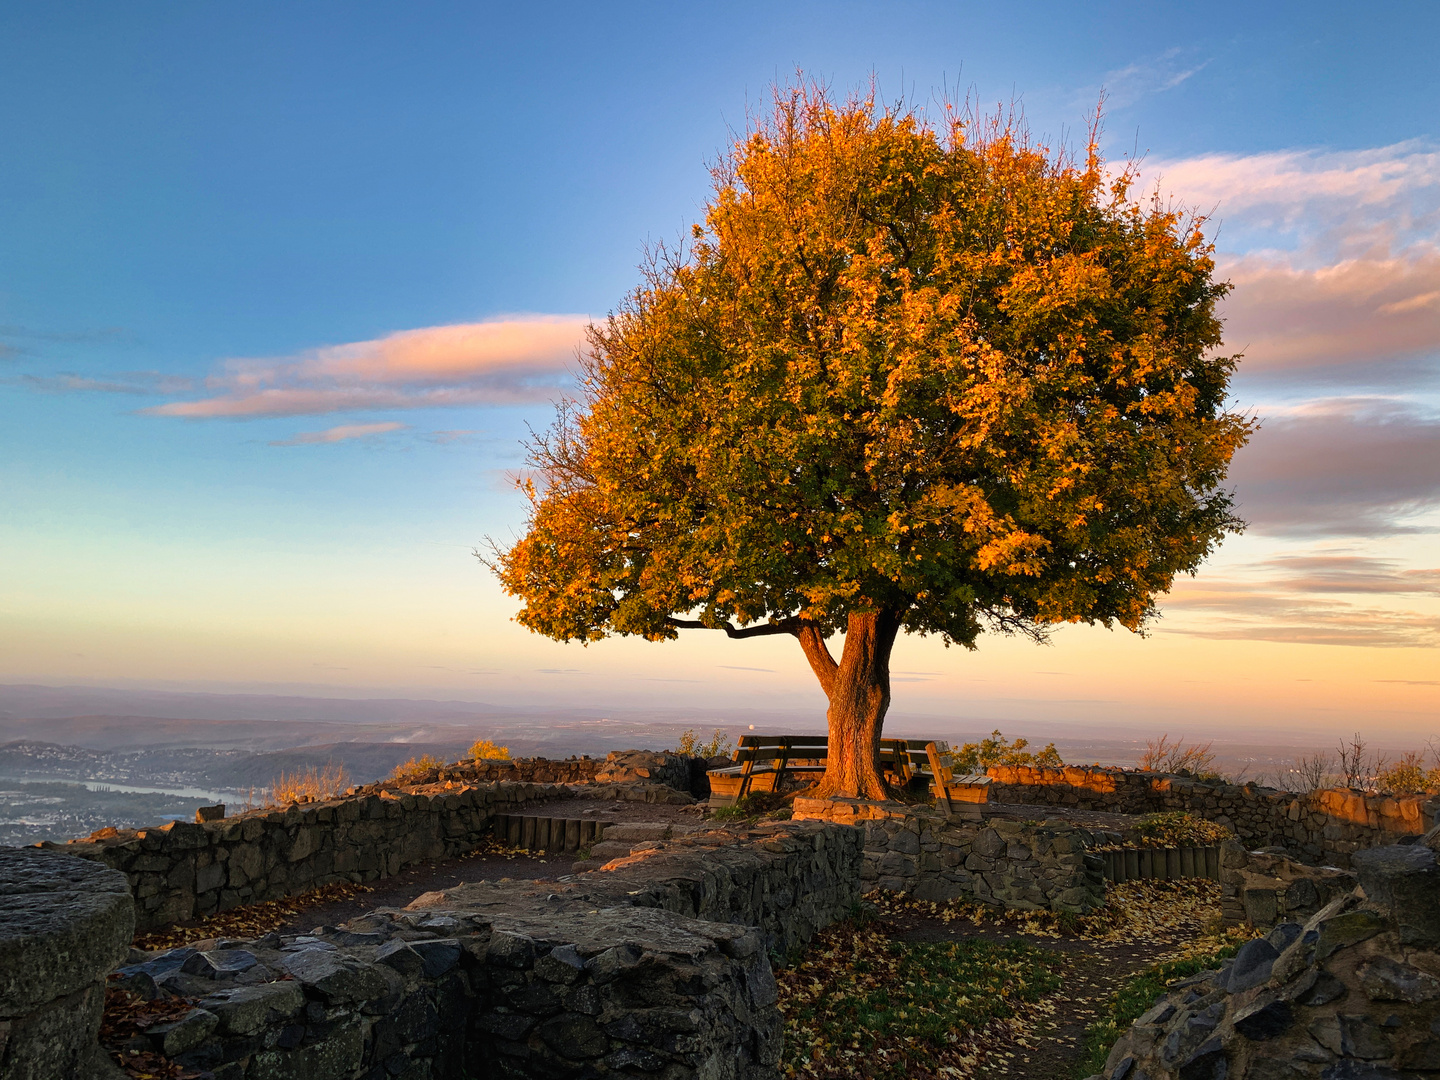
1,1,1437,745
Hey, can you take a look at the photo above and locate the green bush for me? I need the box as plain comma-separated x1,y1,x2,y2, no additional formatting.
951,730,1064,773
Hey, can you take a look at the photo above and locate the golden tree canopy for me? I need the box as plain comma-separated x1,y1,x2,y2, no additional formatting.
495,87,1248,661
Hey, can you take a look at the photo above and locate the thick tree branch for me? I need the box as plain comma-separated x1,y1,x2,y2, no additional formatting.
664,616,801,639
796,622,839,698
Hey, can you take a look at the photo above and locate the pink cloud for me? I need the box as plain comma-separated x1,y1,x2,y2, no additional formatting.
148,316,588,418
269,421,406,446
1131,143,1440,380
1220,251,1440,373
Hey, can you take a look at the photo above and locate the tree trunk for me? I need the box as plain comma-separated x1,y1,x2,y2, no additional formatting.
796,608,903,801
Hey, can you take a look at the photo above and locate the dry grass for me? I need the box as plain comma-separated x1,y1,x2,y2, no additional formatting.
1137,734,1217,778
271,763,349,805
389,754,447,784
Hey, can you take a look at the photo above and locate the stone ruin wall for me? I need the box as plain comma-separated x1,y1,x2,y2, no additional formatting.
986,764,1437,867
57,782,580,932
6,821,862,1080
792,796,1108,912
41,750,701,934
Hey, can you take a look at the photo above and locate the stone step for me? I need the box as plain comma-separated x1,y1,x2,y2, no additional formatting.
587,840,639,862
491,814,614,854
599,823,673,843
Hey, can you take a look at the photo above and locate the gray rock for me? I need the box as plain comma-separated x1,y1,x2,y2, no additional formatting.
1352,844,1440,945
1224,938,1280,994
539,1011,609,1058
147,1007,218,1056
534,944,586,984
181,949,259,979
486,930,536,969
199,981,306,1035
408,938,460,978
1357,956,1440,1003
586,943,642,985
279,949,389,1004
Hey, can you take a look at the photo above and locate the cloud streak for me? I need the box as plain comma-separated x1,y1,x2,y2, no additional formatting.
1163,559,1440,649
148,316,589,418
1228,398,1440,535
269,421,406,446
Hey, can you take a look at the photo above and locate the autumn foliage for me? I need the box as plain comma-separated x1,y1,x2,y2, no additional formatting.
494,81,1249,799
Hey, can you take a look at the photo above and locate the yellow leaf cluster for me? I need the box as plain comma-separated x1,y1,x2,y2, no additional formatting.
493,81,1250,653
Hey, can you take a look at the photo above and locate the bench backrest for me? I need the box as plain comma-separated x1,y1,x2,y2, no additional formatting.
729,735,959,773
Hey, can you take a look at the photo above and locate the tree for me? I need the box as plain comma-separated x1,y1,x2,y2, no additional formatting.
491,83,1250,800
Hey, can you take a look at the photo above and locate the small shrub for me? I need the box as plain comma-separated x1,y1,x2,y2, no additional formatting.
1137,734,1217,777
951,729,1063,773
271,764,349,805
672,727,734,758
389,754,447,785
467,738,511,761
1132,811,1231,847
710,790,787,822
1377,750,1440,795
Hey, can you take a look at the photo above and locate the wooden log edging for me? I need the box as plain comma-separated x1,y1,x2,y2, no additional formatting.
491,814,614,853
1099,845,1221,883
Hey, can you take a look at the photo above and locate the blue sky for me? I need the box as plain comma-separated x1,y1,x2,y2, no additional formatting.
3,2,1438,741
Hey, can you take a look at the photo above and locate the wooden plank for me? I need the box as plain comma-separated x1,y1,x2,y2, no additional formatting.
925,741,954,818
1126,849,1140,882
565,819,581,852
507,816,523,848
1166,848,1180,879
1180,847,1195,878
1139,849,1153,879
537,818,552,852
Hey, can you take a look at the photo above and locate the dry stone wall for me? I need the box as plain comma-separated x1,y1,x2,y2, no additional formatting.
58,782,578,931
108,821,862,1080
987,765,1437,866
791,797,1107,913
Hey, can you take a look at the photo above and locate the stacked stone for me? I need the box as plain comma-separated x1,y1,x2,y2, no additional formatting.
791,798,1107,913
0,848,134,1080
987,766,1437,867
58,782,576,931
1218,841,1359,929
1093,833,1440,1080
108,822,862,1079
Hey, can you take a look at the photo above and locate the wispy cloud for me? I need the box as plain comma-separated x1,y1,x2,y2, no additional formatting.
12,371,195,395
147,316,588,418
1084,49,1210,110
1228,398,1440,535
269,421,406,446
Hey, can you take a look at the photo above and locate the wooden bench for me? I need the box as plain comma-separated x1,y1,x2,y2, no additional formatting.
706,735,992,815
